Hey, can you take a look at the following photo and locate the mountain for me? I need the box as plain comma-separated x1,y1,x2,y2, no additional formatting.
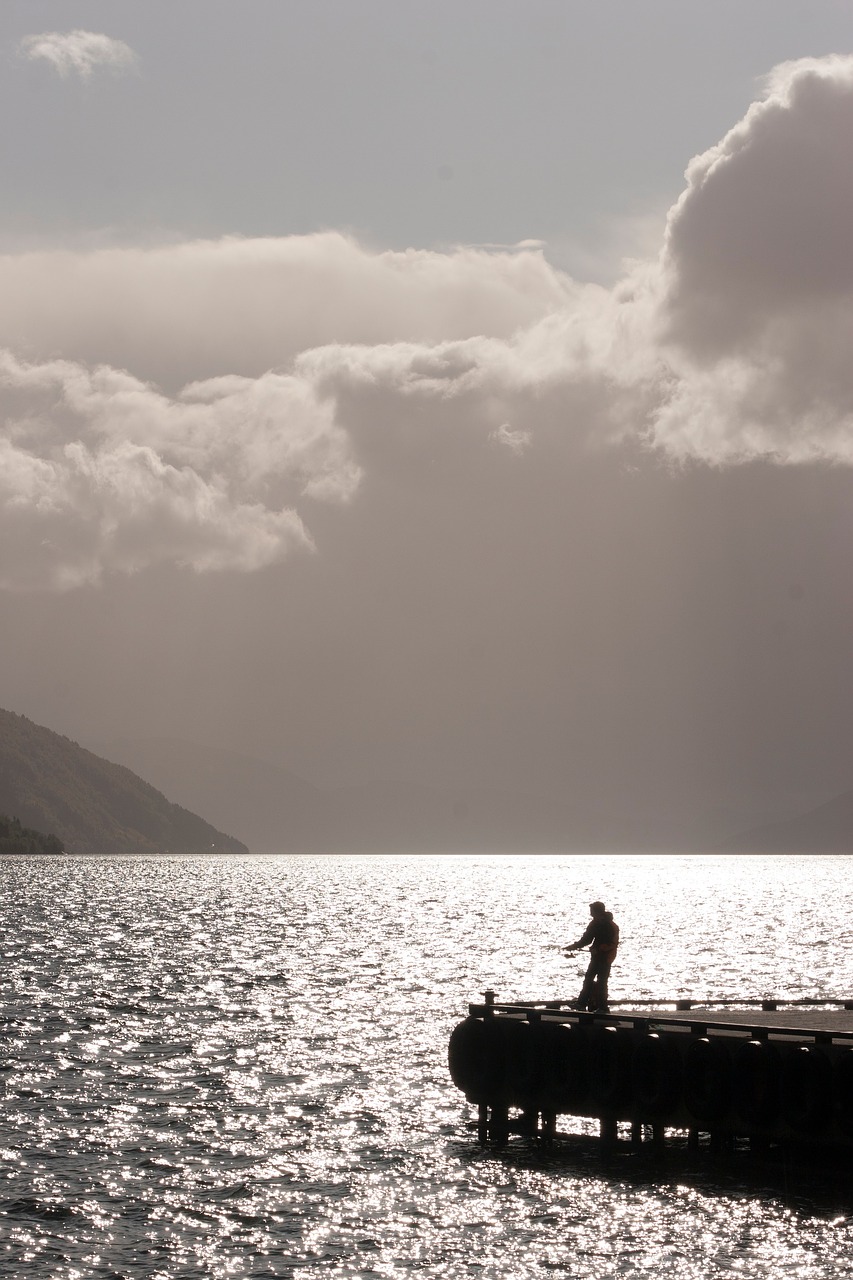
0,709,249,855
97,736,323,855
320,778,600,853
719,788,853,854
98,736,630,853
96,735,730,853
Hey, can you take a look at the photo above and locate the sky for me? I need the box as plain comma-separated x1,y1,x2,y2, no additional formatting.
4,1,853,848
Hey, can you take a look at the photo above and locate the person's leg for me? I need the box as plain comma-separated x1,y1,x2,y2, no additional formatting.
575,956,596,1006
593,959,612,1010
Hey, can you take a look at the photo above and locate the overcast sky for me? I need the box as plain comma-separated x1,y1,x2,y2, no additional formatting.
4,1,853,844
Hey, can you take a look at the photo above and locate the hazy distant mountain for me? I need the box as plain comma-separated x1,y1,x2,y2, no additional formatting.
322,778,597,853
98,737,324,855
96,739,589,852
0,709,249,855
719,788,853,854
95,735,737,854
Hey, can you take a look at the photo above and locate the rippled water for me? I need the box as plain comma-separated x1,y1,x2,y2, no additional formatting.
0,853,851,1278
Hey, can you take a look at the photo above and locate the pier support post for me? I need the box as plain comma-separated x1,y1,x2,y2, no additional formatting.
519,1109,538,1138
688,1128,699,1153
541,1111,557,1146
489,1105,509,1148
631,1120,643,1150
477,1104,488,1147
600,1117,617,1148
710,1131,732,1155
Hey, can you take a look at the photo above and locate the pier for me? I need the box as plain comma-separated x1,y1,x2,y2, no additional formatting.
448,993,853,1153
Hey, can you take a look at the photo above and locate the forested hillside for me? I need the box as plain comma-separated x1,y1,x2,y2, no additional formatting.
0,814,64,856
0,709,249,855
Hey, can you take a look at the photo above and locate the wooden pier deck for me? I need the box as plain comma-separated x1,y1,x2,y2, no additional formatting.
448,994,853,1154
622,1006,853,1033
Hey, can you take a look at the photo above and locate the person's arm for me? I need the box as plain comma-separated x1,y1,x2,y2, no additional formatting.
564,923,594,952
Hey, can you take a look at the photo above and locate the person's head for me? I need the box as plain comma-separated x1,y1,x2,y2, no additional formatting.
589,900,606,919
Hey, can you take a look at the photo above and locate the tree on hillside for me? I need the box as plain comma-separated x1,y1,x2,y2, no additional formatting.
0,814,64,856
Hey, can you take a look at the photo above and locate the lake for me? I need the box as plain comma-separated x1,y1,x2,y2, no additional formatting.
0,852,850,1278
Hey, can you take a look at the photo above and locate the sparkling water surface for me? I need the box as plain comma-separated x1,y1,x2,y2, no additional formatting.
0,853,851,1279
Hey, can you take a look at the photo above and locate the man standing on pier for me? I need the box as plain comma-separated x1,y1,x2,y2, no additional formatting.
564,901,619,1012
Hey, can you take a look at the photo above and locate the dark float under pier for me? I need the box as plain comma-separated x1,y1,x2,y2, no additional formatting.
448,992,853,1155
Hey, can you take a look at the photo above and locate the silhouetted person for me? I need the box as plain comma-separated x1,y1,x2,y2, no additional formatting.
564,900,619,1011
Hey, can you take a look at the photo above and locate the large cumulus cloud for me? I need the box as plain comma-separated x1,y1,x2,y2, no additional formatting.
3,53,853,589
651,55,853,462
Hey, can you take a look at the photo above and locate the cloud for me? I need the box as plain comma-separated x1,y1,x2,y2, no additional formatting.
0,233,575,388
0,352,353,589
650,54,853,463
662,54,853,349
19,30,136,79
490,424,531,456
0,236,603,589
3,53,853,588
0,437,311,591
